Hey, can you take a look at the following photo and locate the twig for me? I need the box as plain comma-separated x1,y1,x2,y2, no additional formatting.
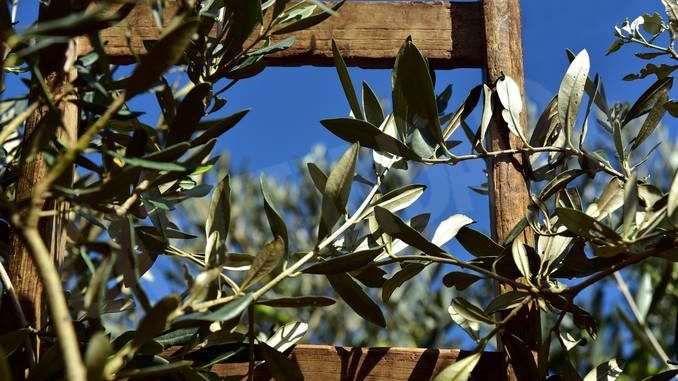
0,260,35,368
19,228,86,381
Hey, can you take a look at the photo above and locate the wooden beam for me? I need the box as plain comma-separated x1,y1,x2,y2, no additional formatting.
77,2,484,69
163,344,502,380
481,0,540,380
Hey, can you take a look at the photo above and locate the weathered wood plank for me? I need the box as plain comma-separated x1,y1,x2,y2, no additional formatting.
163,344,502,380
76,2,484,68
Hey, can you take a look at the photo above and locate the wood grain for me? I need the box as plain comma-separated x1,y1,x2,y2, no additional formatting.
163,344,503,380
481,0,540,379
77,2,484,68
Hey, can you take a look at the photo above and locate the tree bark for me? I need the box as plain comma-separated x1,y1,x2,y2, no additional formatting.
481,1,540,380
3,0,77,375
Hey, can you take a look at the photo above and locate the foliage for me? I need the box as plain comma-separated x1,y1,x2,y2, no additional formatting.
0,0,676,381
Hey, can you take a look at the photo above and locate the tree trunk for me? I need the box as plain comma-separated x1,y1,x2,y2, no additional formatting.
481,0,541,380
3,0,77,375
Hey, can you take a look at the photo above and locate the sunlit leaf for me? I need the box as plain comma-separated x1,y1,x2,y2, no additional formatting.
583,359,623,381
357,184,426,221
496,75,527,143
558,49,589,147
332,39,363,120
241,237,285,289
431,214,474,247
432,352,481,381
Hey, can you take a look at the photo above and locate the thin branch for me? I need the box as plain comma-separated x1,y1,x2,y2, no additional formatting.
614,272,676,369
19,228,86,381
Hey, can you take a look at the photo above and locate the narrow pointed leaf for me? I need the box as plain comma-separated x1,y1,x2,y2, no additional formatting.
260,175,289,253
320,118,420,161
432,353,481,381
374,206,446,257
357,184,426,221
241,237,285,289
456,227,503,257
558,49,590,146
166,83,211,147
259,342,304,381
303,248,383,274
362,82,384,126
327,273,386,327
496,75,527,142
624,77,673,125
318,144,359,241
622,175,638,238
126,19,199,98
431,214,474,247
332,39,363,120
382,262,426,302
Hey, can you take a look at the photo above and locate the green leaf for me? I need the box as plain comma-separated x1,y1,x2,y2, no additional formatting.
622,175,639,239
307,162,327,193
585,178,624,220
392,37,442,146
357,184,426,221
303,248,383,274
496,75,527,143
555,208,620,242
431,214,474,247
631,90,668,150
134,295,180,346
374,206,446,258
432,353,481,381
613,120,624,162
511,238,532,281
191,109,250,147
362,82,384,126
165,83,212,147
485,290,530,314
478,84,493,150
205,175,230,258
105,151,186,172
317,143,359,242
126,19,199,98
456,227,503,257
272,0,344,35
260,175,289,253
266,321,308,352
381,262,426,302
241,237,285,289
451,297,494,324
320,118,420,161
530,95,559,147
442,272,482,290
257,296,336,308
154,327,201,348
538,169,585,201
583,359,623,381
116,360,193,379
331,39,363,120
558,49,590,147
179,294,253,322
85,332,112,381
624,77,673,125
327,273,386,327
441,85,483,141
259,342,303,381
566,49,609,114
247,36,295,56
579,75,600,147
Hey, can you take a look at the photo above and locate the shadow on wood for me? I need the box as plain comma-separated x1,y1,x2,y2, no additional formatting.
164,344,502,380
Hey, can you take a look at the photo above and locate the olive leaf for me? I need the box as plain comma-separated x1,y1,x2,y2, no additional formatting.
126,19,199,98
320,118,420,161
317,143,359,242
496,75,528,143
357,184,426,221
327,273,386,327
432,352,481,381
260,174,289,253
241,237,285,290
558,49,590,147
381,262,426,302
374,206,446,258
362,81,385,126
431,214,474,247
332,39,363,120
303,248,383,274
